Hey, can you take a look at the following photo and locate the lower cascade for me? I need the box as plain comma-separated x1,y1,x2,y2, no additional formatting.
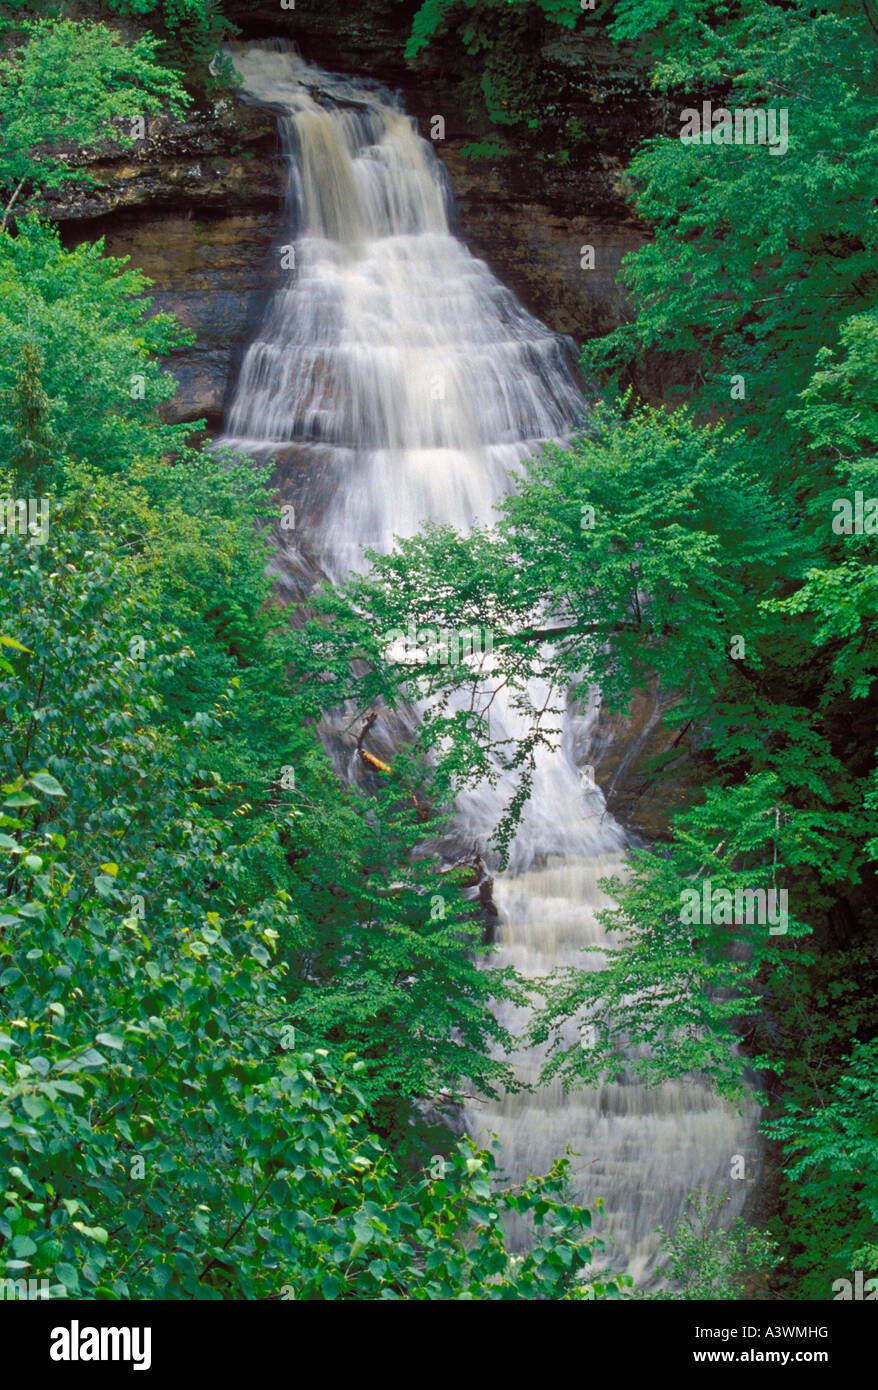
220,40,760,1280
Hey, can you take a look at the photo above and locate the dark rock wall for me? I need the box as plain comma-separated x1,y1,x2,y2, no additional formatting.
69,205,283,428
52,8,652,427
55,102,282,428
57,108,647,427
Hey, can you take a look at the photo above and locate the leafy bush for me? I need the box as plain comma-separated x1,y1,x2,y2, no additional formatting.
0,220,192,475
649,1196,777,1301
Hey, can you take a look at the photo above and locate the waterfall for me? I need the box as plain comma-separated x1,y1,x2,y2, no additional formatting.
220,41,760,1282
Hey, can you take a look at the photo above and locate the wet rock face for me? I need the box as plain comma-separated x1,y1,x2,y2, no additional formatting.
68,206,284,427
581,686,706,843
56,100,284,428
60,127,646,426
46,103,278,221
441,145,645,347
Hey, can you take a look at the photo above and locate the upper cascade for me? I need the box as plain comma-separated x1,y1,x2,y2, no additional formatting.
221,41,584,568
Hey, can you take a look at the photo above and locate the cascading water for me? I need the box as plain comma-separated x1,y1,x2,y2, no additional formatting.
220,41,760,1281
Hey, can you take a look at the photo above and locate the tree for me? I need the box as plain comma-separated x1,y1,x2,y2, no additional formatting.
766,1041,878,1297
403,0,606,164
0,218,194,477
587,0,878,458
0,490,627,1301
0,17,190,230
0,338,59,495
0,196,525,1145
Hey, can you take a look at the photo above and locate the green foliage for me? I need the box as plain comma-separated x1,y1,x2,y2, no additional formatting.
765,1041,878,1295
0,1,236,75
0,222,195,489
300,395,863,1096
0,0,627,1308
0,219,193,478
4,0,876,1300
100,0,237,79
459,138,515,160
103,0,220,23
0,494,624,1301
106,467,522,1138
406,0,581,61
404,0,594,158
587,3,878,459
0,18,190,228
0,18,609,1293
281,778,524,1136
648,1195,777,1300
531,776,814,1102
0,339,59,495
0,226,521,1149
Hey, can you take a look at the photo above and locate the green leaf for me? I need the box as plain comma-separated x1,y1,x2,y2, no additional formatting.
29,772,66,798
56,1262,81,1291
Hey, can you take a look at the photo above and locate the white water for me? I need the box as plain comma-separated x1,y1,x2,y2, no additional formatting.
220,42,760,1281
